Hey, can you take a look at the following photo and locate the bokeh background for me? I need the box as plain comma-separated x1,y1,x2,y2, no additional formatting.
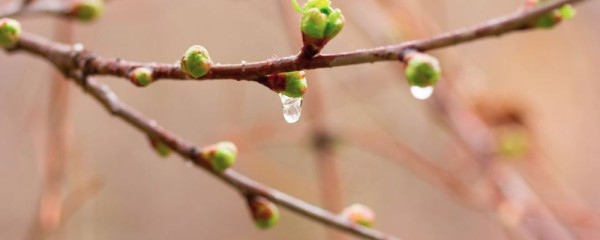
1,0,600,239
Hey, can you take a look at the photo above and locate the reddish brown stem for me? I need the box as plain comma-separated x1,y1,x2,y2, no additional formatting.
5,0,586,86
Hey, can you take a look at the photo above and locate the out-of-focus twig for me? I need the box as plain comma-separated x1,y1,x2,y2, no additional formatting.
28,18,73,240
60,72,401,240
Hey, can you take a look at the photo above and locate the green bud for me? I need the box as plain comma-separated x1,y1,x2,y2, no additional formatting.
323,8,344,39
129,67,154,87
0,18,22,49
180,45,213,78
148,136,172,158
300,6,344,41
341,204,375,228
404,52,441,87
297,0,344,57
282,71,308,98
247,195,280,229
527,0,575,29
263,71,308,98
202,141,237,173
559,4,576,20
301,8,327,40
69,0,105,22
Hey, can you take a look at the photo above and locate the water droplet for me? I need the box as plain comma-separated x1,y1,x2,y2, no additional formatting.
410,86,434,100
279,93,303,123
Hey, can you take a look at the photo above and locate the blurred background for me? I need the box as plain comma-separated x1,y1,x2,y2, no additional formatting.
1,0,600,239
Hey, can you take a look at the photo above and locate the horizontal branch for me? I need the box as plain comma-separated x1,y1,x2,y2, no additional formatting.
6,0,585,88
69,72,399,240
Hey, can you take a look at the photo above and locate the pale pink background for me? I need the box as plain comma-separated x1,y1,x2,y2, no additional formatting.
1,0,600,239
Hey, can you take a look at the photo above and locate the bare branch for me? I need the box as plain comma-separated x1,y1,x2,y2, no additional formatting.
66,73,400,240
5,0,586,88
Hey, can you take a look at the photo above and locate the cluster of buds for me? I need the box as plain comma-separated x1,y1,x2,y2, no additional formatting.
340,203,375,228
524,0,576,28
180,45,213,78
293,0,345,58
129,67,154,87
246,195,280,229
200,141,238,173
68,0,106,22
261,71,308,98
403,51,442,88
0,18,22,49
148,136,172,158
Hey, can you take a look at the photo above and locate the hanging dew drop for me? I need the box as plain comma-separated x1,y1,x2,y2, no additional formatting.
410,86,434,100
279,93,303,123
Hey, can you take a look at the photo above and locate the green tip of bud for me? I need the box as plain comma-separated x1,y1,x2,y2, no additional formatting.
404,52,441,87
149,136,172,158
70,0,105,22
130,67,154,87
180,45,213,78
282,71,308,98
299,1,344,41
559,4,576,20
0,18,22,49
202,141,237,173
247,196,280,229
341,204,375,228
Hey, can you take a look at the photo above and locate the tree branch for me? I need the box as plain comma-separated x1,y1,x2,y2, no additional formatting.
64,72,400,240
0,0,68,19
5,0,586,87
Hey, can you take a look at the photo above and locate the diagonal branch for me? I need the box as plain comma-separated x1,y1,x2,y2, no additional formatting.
5,0,586,86
64,72,400,240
